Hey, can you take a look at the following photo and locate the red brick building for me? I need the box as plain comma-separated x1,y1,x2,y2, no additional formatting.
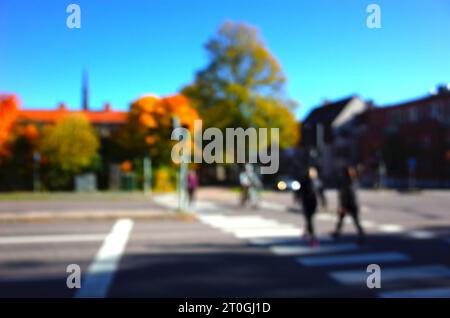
359,85,450,188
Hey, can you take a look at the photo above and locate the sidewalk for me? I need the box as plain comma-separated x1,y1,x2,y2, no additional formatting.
0,192,193,223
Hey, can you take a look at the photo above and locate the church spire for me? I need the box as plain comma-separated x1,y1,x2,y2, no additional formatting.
82,70,89,111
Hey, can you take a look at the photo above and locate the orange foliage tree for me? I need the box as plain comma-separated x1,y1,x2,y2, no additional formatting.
0,94,20,157
117,94,199,166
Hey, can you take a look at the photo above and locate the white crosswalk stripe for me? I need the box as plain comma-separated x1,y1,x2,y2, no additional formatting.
379,287,450,298
271,243,360,256
201,217,280,229
406,230,436,240
250,235,333,246
0,234,105,244
234,228,303,239
194,199,449,298
198,213,303,239
297,252,410,267
330,265,450,285
379,224,404,233
260,201,287,212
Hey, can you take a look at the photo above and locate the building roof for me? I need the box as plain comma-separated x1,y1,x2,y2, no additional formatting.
18,109,127,125
303,96,355,126
380,90,450,111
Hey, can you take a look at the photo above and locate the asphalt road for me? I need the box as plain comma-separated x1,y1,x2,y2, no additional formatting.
1,188,449,298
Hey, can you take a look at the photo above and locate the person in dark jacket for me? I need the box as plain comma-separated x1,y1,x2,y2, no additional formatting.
332,166,365,244
295,167,319,246
309,167,327,210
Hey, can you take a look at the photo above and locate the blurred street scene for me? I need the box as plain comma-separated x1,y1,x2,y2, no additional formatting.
1,0,449,298
0,188,449,297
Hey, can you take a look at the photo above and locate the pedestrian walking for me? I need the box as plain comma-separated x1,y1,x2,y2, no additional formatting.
239,164,262,207
309,167,327,210
187,169,199,207
332,166,366,244
295,168,319,246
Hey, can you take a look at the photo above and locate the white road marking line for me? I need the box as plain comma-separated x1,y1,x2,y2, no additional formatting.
250,235,333,246
199,214,304,239
271,243,359,256
223,225,297,234
378,224,404,233
361,205,370,213
379,287,450,298
208,219,281,228
197,215,226,222
316,214,335,221
198,215,260,223
199,215,297,232
297,252,410,267
74,219,134,298
362,220,376,228
406,230,436,240
250,237,303,246
194,201,224,213
316,212,378,229
153,194,179,209
260,201,286,212
235,228,303,239
315,214,352,225
330,265,450,285
0,234,105,244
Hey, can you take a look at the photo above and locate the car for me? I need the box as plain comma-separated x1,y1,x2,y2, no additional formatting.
274,176,301,192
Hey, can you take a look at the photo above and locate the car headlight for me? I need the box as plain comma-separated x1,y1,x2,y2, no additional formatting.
277,181,287,191
291,181,301,191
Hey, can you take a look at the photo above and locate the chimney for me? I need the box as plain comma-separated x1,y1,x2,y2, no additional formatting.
430,84,450,96
58,103,67,111
437,84,450,95
322,98,330,106
365,99,375,109
82,70,89,111
103,102,111,112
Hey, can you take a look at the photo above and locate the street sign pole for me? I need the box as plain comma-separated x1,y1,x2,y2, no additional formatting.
33,151,41,192
143,155,152,195
407,157,417,190
173,116,188,212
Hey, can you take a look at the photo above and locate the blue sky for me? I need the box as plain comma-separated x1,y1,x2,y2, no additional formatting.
1,0,449,119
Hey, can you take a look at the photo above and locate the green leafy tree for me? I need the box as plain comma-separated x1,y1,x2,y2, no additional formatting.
38,115,100,188
182,21,300,149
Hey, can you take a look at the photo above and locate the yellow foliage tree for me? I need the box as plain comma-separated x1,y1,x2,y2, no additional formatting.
38,115,100,187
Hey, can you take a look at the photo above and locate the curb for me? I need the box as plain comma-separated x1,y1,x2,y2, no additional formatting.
0,211,197,223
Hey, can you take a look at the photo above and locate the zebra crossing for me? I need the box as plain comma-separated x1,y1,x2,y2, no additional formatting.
154,195,450,298
197,210,450,298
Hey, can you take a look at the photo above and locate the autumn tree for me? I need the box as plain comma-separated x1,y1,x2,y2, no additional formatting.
0,94,36,190
38,114,100,188
0,94,19,157
182,21,300,150
117,94,199,165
